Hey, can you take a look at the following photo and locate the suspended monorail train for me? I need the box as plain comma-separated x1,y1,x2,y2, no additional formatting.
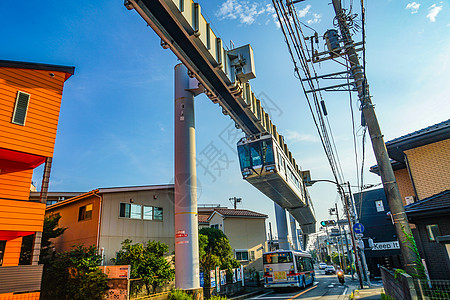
237,134,316,234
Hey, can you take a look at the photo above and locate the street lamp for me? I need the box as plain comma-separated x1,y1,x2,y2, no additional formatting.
305,179,364,289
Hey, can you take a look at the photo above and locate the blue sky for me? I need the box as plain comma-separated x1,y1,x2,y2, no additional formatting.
2,1,449,238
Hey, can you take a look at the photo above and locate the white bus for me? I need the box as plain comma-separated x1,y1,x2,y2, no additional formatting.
263,250,315,289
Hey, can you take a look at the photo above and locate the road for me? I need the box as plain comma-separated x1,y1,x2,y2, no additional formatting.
249,268,355,300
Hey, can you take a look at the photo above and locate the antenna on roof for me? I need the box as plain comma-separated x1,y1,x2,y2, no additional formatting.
229,197,242,209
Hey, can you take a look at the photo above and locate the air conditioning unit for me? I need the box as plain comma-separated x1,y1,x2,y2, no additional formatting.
405,196,415,205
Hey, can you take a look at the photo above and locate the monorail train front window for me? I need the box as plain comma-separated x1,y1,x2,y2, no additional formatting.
238,145,251,169
250,144,262,166
261,140,274,165
238,139,275,169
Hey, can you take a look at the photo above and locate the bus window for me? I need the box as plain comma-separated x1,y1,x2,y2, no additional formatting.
238,144,251,169
263,252,293,264
306,258,313,271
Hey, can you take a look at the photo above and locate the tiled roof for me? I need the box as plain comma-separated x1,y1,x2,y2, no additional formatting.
370,119,450,172
386,119,449,146
385,119,450,163
198,214,210,223
405,190,450,215
212,208,268,218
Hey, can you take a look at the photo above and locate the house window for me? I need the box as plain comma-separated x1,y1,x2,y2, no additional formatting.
235,250,249,261
143,206,153,220
0,241,6,266
119,203,142,219
249,250,255,261
154,207,163,221
78,204,93,221
12,91,30,126
211,224,219,230
143,206,163,221
426,224,440,241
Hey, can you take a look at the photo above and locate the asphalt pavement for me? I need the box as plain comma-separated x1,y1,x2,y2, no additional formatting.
247,268,358,300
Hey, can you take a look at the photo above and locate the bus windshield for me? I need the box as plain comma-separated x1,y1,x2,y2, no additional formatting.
263,252,293,264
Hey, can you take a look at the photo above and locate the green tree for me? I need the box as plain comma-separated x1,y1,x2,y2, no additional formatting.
198,228,240,287
19,214,66,265
41,245,108,300
113,239,175,295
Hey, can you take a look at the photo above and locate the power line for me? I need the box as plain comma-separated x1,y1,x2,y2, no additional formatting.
272,0,346,188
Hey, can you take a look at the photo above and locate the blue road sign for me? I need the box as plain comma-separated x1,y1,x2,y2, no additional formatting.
353,222,365,234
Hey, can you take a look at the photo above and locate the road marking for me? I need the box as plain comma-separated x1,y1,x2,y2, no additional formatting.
251,291,274,299
343,287,348,295
287,285,318,300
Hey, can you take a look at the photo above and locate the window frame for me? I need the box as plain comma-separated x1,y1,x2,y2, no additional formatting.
143,206,153,220
142,205,163,221
11,91,31,126
119,203,142,220
78,203,93,221
235,249,249,261
0,240,6,266
426,224,440,242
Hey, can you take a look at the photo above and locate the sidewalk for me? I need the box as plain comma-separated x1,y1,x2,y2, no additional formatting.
351,286,384,299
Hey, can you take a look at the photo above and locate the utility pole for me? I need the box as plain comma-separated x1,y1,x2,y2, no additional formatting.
269,222,274,251
229,197,242,209
334,203,347,272
348,182,371,287
331,0,418,276
343,193,364,288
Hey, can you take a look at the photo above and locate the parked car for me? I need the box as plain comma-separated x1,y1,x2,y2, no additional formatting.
319,262,327,270
325,265,336,275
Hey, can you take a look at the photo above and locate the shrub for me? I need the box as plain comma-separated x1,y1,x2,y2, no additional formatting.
209,296,228,300
168,289,193,300
41,245,108,300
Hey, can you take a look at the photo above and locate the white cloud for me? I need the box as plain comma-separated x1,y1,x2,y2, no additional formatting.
216,0,270,25
427,4,443,22
406,2,421,14
297,5,311,18
284,130,319,143
216,0,318,27
307,13,322,25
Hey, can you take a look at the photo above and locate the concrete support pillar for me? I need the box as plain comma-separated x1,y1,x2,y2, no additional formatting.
174,64,200,290
274,202,290,250
289,214,299,250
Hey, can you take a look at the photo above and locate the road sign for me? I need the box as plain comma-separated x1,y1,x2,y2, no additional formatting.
353,222,365,234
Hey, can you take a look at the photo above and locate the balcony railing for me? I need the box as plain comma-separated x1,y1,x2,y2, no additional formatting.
0,264,43,294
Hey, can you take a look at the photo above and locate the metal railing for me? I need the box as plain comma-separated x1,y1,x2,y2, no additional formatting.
414,279,450,300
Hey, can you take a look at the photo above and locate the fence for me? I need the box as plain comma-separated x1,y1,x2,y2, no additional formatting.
413,279,450,300
128,278,175,300
380,266,418,300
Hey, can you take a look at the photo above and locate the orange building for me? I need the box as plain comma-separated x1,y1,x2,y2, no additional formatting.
0,60,74,299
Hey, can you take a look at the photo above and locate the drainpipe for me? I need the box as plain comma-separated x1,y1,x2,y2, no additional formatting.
93,192,103,255
404,155,419,201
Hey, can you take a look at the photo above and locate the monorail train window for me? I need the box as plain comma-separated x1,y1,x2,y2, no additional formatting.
261,140,274,164
238,145,251,169
250,144,262,166
238,139,275,169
